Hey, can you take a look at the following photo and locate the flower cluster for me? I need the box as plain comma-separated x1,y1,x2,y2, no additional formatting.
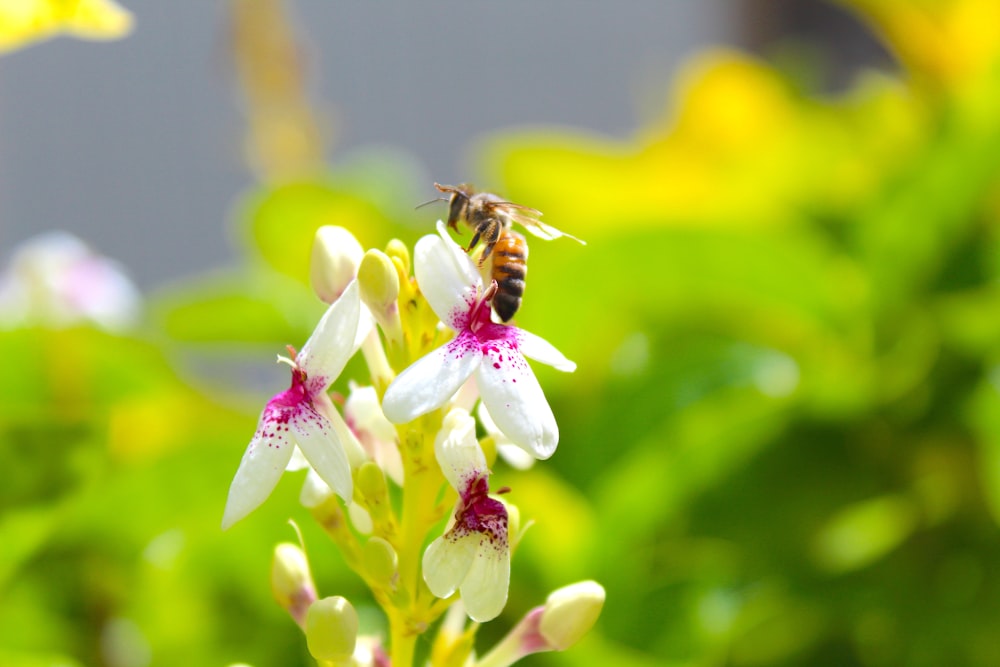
222,222,603,666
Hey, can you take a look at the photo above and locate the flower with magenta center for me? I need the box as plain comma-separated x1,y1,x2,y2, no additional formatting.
222,281,361,530
382,222,575,459
423,408,510,622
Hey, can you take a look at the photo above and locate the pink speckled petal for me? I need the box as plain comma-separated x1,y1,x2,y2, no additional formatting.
476,342,558,460
460,530,511,622
222,406,297,529
422,531,478,599
516,329,576,372
382,331,481,423
290,404,353,502
298,280,361,389
414,225,481,330
434,408,486,492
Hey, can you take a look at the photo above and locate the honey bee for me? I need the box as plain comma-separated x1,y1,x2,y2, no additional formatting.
420,183,584,321
490,229,528,322
430,183,583,261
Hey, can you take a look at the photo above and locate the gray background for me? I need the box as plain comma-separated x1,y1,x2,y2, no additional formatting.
0,2,879,291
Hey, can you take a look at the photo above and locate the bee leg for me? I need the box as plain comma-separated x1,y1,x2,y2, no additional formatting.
466,230,482,253
477,243,493,266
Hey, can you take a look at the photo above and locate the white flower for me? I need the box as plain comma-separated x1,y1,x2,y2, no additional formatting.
382,223,575,460
0,231,140,332
422,409,510,623
222,281,361,530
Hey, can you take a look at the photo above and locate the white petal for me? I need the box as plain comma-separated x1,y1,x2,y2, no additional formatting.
476,343,558,459
297,280,361,387
452,375,480,412
346,385,397,445
382,332,481,423
318,394,369,470
460,536,511,622
516,329,576,372
285,445,310,472
353,304,375,355
222,408,296,529
414,225,481,330
347,502,373,534
434,408,486,491
422,532,478,599
290,405,353,501
477,402,533,469
497,442,536,470
300,467,334,508
342,387,402,480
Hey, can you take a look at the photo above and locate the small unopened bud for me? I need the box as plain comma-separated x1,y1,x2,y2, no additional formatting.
385,238,410,277
475,581,605,667
271,543,317,629
363,536,398,584
358,249,403,344
311,226,364,303
357,462,390,522
347,502,374,535
359,249,399,307
538,581,605,650
305,596,358,662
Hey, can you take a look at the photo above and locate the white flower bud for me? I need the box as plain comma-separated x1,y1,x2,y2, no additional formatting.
358,248,403,345
310,226,364,303
271,543,317,628
539,581,605,650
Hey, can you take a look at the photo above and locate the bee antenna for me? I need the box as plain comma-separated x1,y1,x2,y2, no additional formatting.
415,196,448,210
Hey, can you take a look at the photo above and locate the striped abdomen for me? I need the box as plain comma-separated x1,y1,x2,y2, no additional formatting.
491,230,528,322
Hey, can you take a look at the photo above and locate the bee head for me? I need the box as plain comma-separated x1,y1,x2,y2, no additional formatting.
432,183,474,228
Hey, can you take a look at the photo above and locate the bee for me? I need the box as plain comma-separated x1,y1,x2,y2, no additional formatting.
430,183,583,261
420,183,584,321
490,229,528,322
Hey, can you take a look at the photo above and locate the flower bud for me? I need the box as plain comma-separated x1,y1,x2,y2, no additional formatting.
305,596,358,662
271,543,317,629
310,226,363,303
363,536,398,585
538,581,605,650
357,461,390,522
385,238,410,277
358,249,403,344
358,249,399,309
347,501,374,535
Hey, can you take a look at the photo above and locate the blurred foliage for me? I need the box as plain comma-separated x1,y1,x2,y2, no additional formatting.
0,0,133,54
8,0,1000,666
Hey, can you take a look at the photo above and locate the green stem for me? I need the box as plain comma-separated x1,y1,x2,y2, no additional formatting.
389,413,444,665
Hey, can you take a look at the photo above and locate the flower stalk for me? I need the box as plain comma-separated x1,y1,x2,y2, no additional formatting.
222,223,602,666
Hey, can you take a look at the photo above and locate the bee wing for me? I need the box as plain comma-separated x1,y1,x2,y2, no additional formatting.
506,208,586,245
